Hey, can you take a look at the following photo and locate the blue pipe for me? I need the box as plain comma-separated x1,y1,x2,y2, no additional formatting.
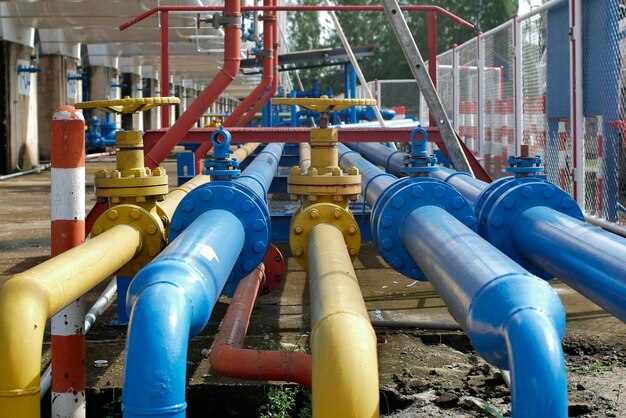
123,144,283,417
513,206,626,320
340,146,567,417
431,165,626,322
430,165,487,206
235,142,283,200
123,210,245,418
338,144,396,207
401,206,566,417
343,142,406,177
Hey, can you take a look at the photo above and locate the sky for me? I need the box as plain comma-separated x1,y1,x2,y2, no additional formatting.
519,0,545,15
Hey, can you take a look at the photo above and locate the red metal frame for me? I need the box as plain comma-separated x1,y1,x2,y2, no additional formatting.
120,6,476,32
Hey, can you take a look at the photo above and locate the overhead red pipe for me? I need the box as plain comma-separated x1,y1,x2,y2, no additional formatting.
209,264,312,390
120,5,476,32
143,0,242,169
194,0,275,161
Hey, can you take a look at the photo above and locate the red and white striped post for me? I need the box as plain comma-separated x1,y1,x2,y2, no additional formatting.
50,105,86,417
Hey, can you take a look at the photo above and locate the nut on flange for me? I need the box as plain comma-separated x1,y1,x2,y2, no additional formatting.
91,204,165,275
290,203,361,269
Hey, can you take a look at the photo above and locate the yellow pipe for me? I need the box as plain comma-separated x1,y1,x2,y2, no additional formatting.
158,174,212,222
299,142,311,174
0,224,143,418
158,145,259,221
232,142,260,162
307,223,379,418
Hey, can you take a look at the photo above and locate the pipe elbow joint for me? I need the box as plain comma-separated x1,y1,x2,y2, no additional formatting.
467,272,565,369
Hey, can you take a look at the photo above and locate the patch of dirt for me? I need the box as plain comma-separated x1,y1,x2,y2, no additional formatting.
379,331,625,417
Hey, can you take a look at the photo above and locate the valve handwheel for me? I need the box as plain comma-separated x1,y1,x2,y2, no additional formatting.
76,96,180,114
273,95,376,113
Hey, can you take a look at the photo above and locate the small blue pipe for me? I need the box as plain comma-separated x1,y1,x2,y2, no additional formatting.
123,210,245,418
402,206,567,417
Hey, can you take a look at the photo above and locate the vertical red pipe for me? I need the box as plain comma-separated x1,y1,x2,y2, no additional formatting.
193,0,275,161
237,2,278,127
160,11,170,128
209,264,312,390
428,10,437,127
50,106,86,417
224,0,274,126
145,0,241,169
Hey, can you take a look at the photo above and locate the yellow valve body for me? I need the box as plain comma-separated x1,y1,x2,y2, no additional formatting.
91,205,165,275
290,203,360,269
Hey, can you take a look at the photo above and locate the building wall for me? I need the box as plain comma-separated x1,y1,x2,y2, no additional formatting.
0,40,38,174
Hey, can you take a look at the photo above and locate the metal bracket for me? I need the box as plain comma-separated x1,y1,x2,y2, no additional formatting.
212,13,242,29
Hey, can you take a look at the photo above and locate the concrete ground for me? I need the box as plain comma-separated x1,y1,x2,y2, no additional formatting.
1,156,625,417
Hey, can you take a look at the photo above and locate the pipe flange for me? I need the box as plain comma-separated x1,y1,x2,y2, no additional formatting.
474,176,524,232
91,205,165,276
94,167,168,201
169,181,271,289
484,181,584,278
290,203,361,270
371,178,477,281
259,244,285,296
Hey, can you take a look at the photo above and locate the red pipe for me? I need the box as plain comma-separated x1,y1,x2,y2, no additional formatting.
209,264,312,390
224,0,274,126
236,13,279,128
194,0,275,161
120,5,476,32
144,0,242,169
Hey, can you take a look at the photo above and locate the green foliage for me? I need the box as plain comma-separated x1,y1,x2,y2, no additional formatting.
297,390,312,418
287,0,518,93
574,362,615,375
259,386,297,418
102,390,123,418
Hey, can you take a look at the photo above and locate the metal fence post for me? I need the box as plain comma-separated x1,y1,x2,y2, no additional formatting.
570,0,584,208
478,33,486,163
514,14,523,156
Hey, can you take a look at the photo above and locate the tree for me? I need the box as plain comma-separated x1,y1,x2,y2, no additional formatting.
287,0,518,93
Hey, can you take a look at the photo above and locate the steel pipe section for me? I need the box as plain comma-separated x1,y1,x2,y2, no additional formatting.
0,224,142,418
401,206,567,417
308,224,379,418
235,142,284,200
123,210,245,418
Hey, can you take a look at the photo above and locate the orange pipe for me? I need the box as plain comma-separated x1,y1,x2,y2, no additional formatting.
237,0,279,127
209,264,312,390
144,0,242,169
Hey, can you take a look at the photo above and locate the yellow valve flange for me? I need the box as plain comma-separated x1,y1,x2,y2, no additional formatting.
76,96,180,114
273,95,376,112
91,205,165,276
94,166,168,203
290,203,361,270
288,165,360,201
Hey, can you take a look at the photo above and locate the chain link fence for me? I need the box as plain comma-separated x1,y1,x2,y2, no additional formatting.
414,0,625,224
